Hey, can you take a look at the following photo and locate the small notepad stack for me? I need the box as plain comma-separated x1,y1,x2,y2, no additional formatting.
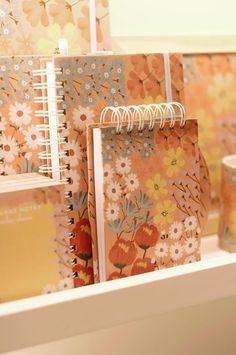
0,173,73,303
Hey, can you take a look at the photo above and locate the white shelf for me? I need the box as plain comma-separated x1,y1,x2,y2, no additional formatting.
1,235,236,353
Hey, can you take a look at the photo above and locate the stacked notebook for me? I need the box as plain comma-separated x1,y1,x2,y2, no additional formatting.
0,173,73,303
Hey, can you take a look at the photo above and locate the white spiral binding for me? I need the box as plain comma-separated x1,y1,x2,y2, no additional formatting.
100,102,185,133
32,63,69,179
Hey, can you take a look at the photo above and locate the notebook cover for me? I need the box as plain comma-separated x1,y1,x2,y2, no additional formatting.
87,119,210,280
184,53,236,233
0,181,73,303
0,55,50,176
53,53,185,285
0,0,111,55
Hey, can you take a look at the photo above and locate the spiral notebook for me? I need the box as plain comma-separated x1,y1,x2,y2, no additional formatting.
87,103,211,281
0,173,73,303
33,53,185,286
0,54,52,177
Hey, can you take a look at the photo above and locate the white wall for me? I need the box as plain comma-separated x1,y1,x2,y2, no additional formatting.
110,0,236,37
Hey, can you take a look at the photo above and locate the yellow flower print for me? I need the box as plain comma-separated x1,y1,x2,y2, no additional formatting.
144,95,165,105
145,173,167,200
204,147,221,194
37,23,81,54
194,109,216,146
207,73,236,115
229,211,236,235
163,147,185,177
154,200,176,228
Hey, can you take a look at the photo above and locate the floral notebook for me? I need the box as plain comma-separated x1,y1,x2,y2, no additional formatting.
184,53,236,233
52,53,185,286
0,55,49,176
0,0,111,55
87,114,211,281
0,174,73,303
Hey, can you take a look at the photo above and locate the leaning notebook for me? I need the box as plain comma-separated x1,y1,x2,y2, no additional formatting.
35,53,185,286
0,173,73,303
87,103,211,281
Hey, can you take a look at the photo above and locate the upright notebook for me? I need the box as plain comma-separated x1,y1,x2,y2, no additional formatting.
0,173,73,303
184,53,236,233
0,55,50,176
34,53,185,286
87,103,211,281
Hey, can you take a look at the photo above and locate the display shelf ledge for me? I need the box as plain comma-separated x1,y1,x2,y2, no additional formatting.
1,235,236,353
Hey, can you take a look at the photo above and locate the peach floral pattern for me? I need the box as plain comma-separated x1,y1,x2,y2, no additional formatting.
87,119,209,280
0,0,111,55
54,54,185,284
184,54,236,213
0,55,44,175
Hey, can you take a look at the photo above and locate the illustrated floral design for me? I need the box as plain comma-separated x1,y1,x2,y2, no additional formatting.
0,0,111,55
55,54,186,284
89,120,206,279
184,54,236,211
0,56,44,175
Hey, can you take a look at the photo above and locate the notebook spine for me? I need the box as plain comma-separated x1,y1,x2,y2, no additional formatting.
100,102,186,133
32,63,76,272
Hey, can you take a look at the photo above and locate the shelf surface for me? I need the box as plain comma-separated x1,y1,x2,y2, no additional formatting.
1,235,236,353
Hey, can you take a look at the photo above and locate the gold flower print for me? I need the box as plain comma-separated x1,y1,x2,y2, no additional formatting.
145,173,167,200
162,147,185,177
154,199,177,228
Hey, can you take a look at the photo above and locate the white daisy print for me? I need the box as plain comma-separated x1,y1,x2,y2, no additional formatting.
106,182,122,202
155,242,169,259
0,164,16,175
65,140,82,167
184,255,197,264
58,277,74,291
0,116,7,132
72,105,94,131
9,102,32,126
42,284,57,294
115,156,131,175
1,135,19,163
103,164,114,183
105,202,120,221
170,242,184,261
23,126,42,150
184,216,198,232
169,221,183,240
125,173,139,192
184,237,198,254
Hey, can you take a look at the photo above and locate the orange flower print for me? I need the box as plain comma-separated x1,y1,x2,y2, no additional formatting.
108,272,127,281
23,0,49,27
134,223,160,257
46,187,62,205
109,239,137,271
127,72,145,99
145,75,162,100
130,55,149,75
71,219,92,263
195,55,212,77
32,189,47,204
152,55,165,80
78,6,103,43
131,258,155,275
73,264,94,287
211,54,230,75
49,0,74,28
